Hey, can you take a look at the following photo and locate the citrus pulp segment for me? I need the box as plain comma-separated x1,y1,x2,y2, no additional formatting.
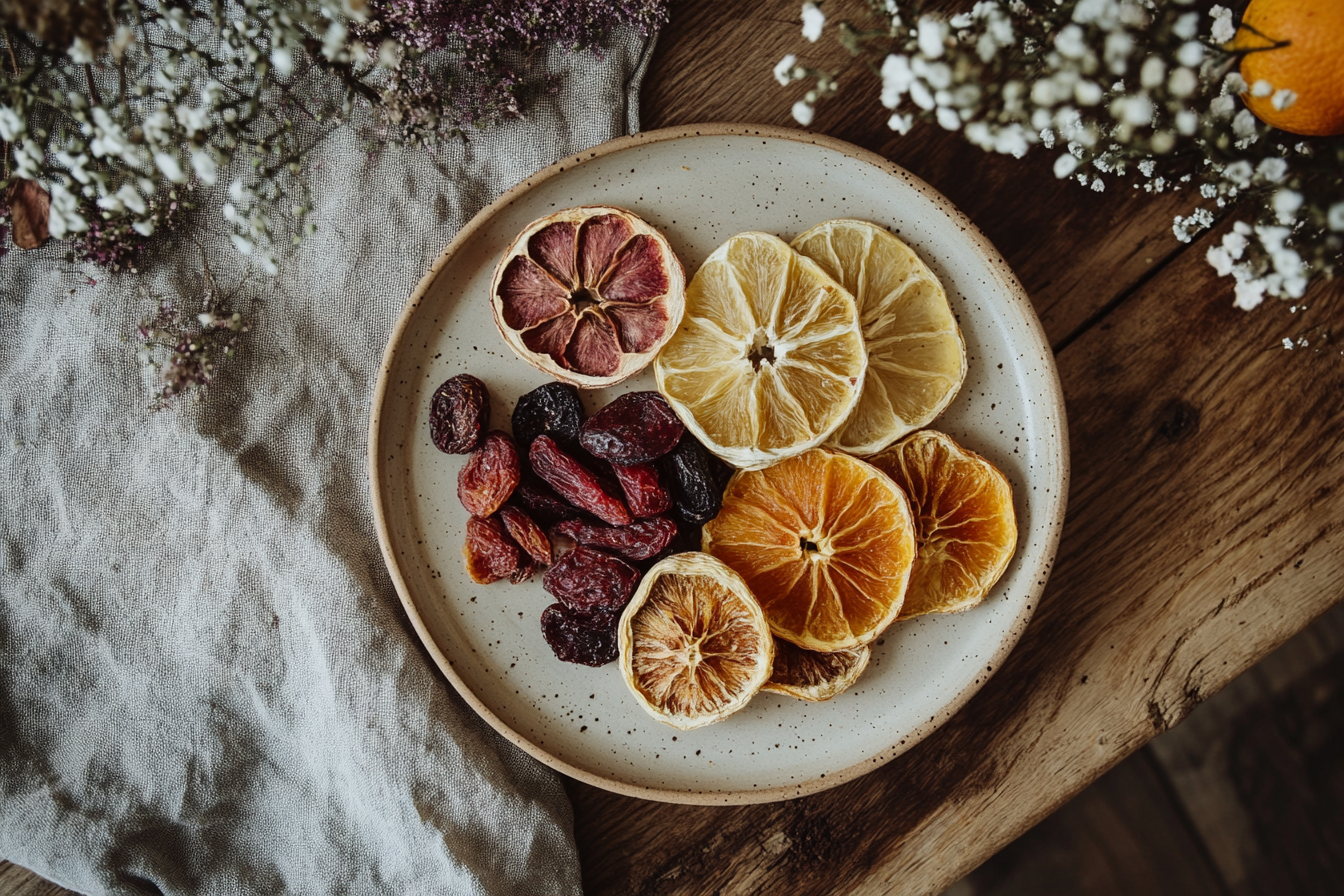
618,552,774,730
791,219,966,455
654,232,867,471
869,430,1017,618
762,639,870,702
701,448,916,652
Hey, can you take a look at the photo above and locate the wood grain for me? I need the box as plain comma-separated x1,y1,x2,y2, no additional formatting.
0,864,68,896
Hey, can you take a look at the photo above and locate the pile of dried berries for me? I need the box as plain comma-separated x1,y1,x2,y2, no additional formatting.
433,377,729,667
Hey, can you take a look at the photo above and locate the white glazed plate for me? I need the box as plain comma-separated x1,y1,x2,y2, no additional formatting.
369,124,1069,805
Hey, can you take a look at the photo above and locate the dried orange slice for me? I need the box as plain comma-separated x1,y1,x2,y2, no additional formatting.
491,206,686,387
618,552,774,730
702,448,916,651
791,220,966,455
762,639,870,702
869,430,1017,618
654,232,867,470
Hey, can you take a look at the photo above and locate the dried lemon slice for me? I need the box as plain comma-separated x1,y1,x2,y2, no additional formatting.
791,220,966,455
762,639,870,702
618,552,774,730
655,232,867,470
869,430,1017,618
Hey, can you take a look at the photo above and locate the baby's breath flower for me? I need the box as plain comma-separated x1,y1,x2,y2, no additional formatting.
801,3,825,42
775,54,799,86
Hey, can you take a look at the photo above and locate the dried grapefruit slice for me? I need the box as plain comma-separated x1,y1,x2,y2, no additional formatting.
491,206,686,387
791,220,965,455
702,448,916,651
869,430,1017,618
618,552,773,730
654,232,867,471
762,639,870,702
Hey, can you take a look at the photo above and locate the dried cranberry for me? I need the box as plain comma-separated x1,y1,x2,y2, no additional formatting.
542,545,640,614
430,374,490,454
554,517,678,561
659,434,724,525
499,505,552,565
458,431,520,517
511,382,585,451
579,391,685,465
529,435,632,526
540,603,619,667
612,462,672,517
463,515,521,584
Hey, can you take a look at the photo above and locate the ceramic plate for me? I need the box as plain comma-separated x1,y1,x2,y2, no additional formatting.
369,124,1068,805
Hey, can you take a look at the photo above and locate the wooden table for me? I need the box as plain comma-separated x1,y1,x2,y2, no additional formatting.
6,2,1341,894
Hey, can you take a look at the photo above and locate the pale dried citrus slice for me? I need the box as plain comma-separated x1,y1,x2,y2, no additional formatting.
791,220,966,455
869,430,1017,618
702,448,916,651
491,206,686,387
762,639,870,702
618,552,774,730
654,232,867,471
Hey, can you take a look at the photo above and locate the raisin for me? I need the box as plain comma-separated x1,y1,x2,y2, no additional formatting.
659,434,724,525
431,374,490,454
512,475,584,525
540,603,619,667
457,431,520,517
543,545,640,614
578,391,685,465
529,435,632,526
612,462,672,517
511,557,539,584
463,515,521,584
499,505,552,565
555,517,678,561
512,382,584,451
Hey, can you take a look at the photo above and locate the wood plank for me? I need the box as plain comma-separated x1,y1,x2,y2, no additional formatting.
569,216,1344,894
639,0,1199,346
946,748,1228,896
0,864,70,896
1148,602,1344,896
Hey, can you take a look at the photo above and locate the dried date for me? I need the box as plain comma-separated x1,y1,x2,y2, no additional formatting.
463,515,521,584
529,435,632,526
499,505,552,565
540,603,619,666
542,545,640,614
612,462,672,517
554,517,677,561
578,391,684,465
431,374,490,454
512,382,584,451
457,431,520,517
659,434,724,525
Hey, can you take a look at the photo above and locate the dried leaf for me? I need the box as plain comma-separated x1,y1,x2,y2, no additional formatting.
7,179,51,250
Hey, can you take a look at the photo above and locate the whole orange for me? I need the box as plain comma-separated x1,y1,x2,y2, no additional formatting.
1235,0,1344,136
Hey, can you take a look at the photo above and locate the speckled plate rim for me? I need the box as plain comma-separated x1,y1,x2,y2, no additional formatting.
368,122,1070,806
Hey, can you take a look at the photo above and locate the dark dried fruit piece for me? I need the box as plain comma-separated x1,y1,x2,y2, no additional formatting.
529,435,632,526
512,476,585,525
579,391,685,465
511,558,539,584
541,603,619,667
555,517,678,561
458,431,520,517
612,463,672,517
512,382,584,451
490,206,686,387
499,505,552,565
463,515,521,584
660,434,724,525
431,374,490,454
543,545,640,614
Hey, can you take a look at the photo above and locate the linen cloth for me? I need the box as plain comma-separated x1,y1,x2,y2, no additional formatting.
0,26,658,895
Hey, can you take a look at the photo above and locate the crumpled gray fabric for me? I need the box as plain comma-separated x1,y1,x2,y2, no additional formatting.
0,25,657,896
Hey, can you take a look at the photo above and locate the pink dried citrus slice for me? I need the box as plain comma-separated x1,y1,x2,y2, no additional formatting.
491,206,686,387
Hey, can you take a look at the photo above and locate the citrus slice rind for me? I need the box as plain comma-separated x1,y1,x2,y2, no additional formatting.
490,206,686,388
655,232,867,471
702,448,916,652
790,220,966,456
618,552,774,731
761,639,870,702
869,430,1017,619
